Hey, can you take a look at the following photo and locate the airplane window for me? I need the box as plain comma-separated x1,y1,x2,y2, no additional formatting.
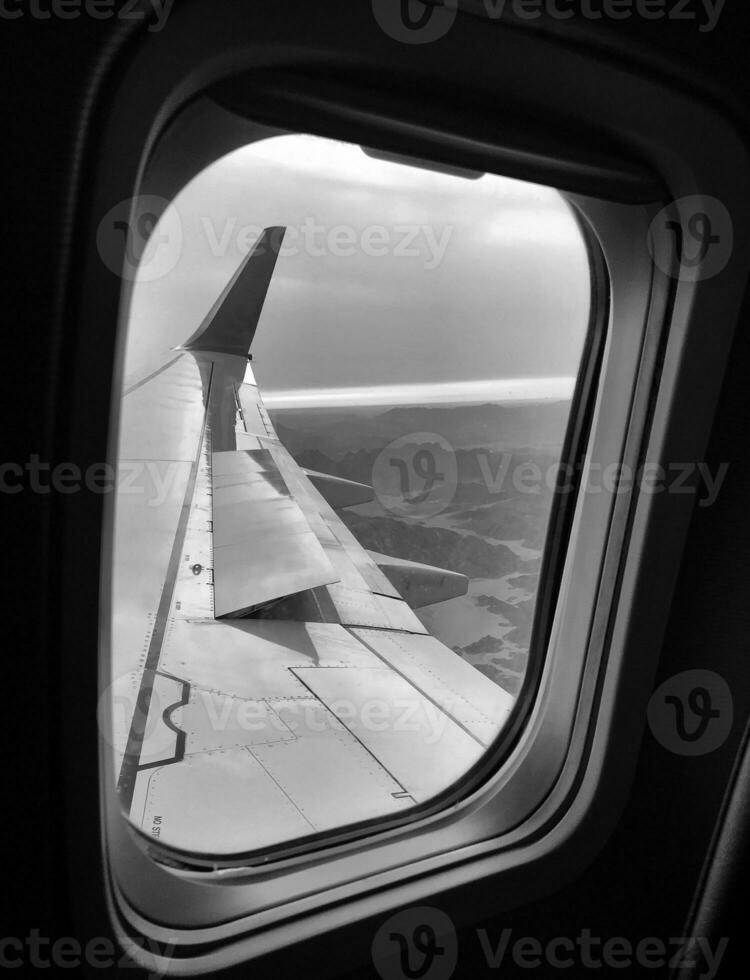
107,133,592,859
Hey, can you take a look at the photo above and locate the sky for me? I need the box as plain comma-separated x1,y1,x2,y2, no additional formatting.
124,134,592,408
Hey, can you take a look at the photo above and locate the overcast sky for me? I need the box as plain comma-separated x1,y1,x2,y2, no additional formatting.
125,134,591,408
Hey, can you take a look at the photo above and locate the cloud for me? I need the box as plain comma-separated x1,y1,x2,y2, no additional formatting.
125,134,591,403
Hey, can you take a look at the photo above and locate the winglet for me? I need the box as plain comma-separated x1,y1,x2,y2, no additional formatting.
180,226,286,358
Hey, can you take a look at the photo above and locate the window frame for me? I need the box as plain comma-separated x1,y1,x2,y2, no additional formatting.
108,119,607,872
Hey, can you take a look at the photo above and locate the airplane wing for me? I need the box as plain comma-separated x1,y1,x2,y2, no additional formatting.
111,228,515,859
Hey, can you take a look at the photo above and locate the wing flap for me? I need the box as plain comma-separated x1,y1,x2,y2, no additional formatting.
211,449,340,618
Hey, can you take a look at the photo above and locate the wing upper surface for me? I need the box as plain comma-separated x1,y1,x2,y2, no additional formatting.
112,231,518,859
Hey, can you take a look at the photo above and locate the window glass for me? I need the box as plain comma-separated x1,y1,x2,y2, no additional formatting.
108,134,591,858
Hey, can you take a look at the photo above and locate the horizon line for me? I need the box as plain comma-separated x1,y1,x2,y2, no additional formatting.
262,377,576,410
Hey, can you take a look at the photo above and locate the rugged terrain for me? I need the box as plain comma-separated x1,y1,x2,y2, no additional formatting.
269,401,570,697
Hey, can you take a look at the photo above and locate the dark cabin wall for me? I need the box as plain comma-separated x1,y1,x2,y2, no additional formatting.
1,3,749,974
